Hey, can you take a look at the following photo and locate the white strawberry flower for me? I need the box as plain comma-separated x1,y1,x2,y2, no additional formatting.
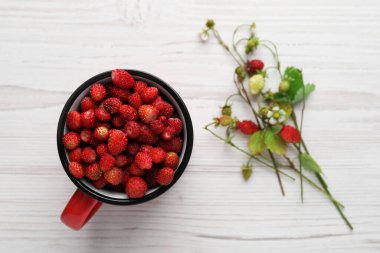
266,106,286,125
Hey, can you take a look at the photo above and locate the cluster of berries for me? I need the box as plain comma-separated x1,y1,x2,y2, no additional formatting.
62,69,184,198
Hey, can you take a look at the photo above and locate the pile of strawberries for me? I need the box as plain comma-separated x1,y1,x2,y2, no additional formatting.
62,69,184,198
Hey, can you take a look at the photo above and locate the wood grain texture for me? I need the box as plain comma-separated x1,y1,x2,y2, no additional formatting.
0,0,379,252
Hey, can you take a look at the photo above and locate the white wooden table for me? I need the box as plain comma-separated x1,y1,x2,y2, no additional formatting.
0,0,379,252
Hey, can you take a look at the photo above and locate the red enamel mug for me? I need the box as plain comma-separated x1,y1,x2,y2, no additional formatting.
57,70,193,230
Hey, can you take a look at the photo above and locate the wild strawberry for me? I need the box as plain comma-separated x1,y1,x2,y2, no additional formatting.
69,147,82,162
280,125,301,143
119,104,138,121
96,143,108,156
127,92,142,108
164,152,179,169
104,167,124,185
249,74,265,95
138,105,159,124
66,110,81,131
137,125,159,145
124,121,140,139
236,120,260,135
134,81,147,94
112,69,134,89
159,137,183,153
248,59,264,74
93,126,109,141
158,115,168,126
152,96,164,107
140,144,153,154
81,109,96,129
156,101,174,118
82,146,97,163
69,162,84,179
115,154,128,167
161,126,176,141
129,163,146,176
135,152,152,170
107,85,131,102
95,108,111,122
90,83,106,102
144,168,159,189
126,177,148,198
168,118,183,135
108,130,128,156
103,97,122,114
63,132,80,150
149,119,165,134
85,163,102,181
141,87,158,104
126,141,140,155
99,153,115,172
156,167,174,186
151,147,166,164
80,129,92,143
112,115,124,128
80,97,97,111
94,176,107,189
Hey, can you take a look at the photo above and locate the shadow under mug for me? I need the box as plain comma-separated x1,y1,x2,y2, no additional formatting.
57,70,193,230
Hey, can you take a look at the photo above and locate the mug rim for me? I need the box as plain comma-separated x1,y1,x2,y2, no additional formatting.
57,70,193,205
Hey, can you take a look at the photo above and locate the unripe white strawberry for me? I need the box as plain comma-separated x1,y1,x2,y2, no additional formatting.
249,74,265,95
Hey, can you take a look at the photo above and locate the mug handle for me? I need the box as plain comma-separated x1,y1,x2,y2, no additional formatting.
61,189,102,230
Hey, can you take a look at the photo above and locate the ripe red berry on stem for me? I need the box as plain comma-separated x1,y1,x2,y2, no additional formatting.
280,125,301,143
249,59,264,73
236,120,260,135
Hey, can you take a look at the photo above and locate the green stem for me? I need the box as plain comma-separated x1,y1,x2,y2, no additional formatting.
284,156,345,208
290,114,353,230
232,24,250,64
204,124,295,181
268,150,285,196
211,28,244,66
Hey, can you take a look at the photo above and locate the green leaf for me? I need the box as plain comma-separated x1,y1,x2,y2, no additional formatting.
284,67,304,100
242,163,253,181
272,92,290,103
264,128,287,155
248,130,266,155
292,83,316,104
299,153,322,173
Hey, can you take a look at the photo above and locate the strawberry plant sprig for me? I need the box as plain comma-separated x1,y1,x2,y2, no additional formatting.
200,19,353,230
